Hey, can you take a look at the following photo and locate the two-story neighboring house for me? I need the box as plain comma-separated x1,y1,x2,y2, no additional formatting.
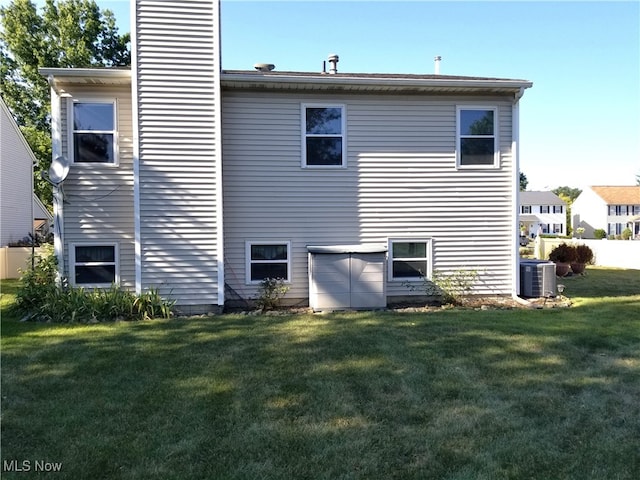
519,191,567,237
572,186,640,239
39,0,532,312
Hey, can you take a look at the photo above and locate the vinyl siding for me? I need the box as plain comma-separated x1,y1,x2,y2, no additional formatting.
0,99,34,246
58,87,135,288
134,0,222,306
222,92,516,303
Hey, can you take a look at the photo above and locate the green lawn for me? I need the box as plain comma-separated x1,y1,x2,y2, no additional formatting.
1,269,639,479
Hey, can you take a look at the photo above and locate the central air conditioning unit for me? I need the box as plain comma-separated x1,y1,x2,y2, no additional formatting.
520,260,557,298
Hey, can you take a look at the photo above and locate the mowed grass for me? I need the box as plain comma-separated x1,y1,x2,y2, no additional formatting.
1,269,639,479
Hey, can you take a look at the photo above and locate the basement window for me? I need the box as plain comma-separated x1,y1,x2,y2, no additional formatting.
246,242,291,284
388,239,433,281
302,104,346,167
70,244,118,287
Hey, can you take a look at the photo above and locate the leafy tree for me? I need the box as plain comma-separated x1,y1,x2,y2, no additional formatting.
1,0,130,208
519,172,528,191
552,186,582,203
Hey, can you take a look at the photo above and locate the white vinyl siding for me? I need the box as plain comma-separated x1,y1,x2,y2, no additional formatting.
58,88,135,289
223,92,515,302
133,0,223,307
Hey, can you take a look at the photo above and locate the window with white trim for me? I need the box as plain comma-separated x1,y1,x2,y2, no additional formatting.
388,239,432,281
302,104,345,167
553,224,563,234
521,206,531,214
72,100,117,164
71,244,118,286
457,107,498,168
246,242,291,284
553,205,563,214
540,205,550,214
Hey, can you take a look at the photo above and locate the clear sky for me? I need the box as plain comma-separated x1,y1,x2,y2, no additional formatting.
6,0,639,191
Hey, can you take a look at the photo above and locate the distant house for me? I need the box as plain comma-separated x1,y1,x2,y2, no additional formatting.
0,97,36,246
519,191,567,237
572,186,640,238
39,0,533,311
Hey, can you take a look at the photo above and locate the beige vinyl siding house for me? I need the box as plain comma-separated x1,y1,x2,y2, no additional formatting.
40,0,532,310
1,97,35,246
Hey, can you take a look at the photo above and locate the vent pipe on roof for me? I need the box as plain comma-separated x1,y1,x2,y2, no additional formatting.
328,54,339,74
254,63,275,72
434,56,442,75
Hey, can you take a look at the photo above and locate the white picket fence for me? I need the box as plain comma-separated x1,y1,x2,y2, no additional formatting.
535,238,640,270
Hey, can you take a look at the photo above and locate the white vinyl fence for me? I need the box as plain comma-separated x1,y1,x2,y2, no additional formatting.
536,238,640,270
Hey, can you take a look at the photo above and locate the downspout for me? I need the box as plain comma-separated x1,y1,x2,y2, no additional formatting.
131,0,142,295
214,0,225,306
48,75,64,284
512,87,530,306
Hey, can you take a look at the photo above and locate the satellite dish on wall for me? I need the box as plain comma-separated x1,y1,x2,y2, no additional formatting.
48,156,70,184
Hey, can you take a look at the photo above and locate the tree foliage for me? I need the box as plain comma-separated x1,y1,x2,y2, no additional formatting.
519,172,528,191
552,186,582,203
1,0,130,208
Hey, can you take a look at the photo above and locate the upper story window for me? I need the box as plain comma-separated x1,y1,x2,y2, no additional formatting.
302,104,345,168
457,107,498,168
553,205,563,214
540,206,550,214
72,100,117,164
521,206,531,214
246,242,291,284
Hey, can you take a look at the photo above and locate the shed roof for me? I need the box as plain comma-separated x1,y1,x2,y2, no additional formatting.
590,186,640,205
520,191,565,205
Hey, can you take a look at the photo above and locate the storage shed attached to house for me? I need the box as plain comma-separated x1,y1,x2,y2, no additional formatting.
308,245,387,311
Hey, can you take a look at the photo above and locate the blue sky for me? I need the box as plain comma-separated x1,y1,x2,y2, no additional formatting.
7,0,639,191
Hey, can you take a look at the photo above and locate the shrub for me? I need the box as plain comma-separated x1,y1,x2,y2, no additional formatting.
622,228,632,240
15,247,174,322
574,244,594,264
255,277,289,311
548,243,577,263
594,229,607,239
405,268,479,306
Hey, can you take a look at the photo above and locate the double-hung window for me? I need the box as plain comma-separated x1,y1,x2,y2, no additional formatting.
72,100,117,164
246,242,291,284
540,206,550,214
388,239,432,281
457,107,498,168
521,206,531,214
553,205,563,214
70,244,118,287
302,104,345,167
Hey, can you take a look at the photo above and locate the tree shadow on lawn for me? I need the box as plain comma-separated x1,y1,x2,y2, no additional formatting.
2,308,640,479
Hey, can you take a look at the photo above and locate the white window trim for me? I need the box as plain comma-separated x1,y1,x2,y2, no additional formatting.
387,238,433,282
69,243,119,288
245,241,292,285
68,98,119,166
456,106,499,169
301,103,347,169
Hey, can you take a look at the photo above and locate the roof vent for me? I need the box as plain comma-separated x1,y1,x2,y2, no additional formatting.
328,54,339,74
254,63,275,72
434,55,442,75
